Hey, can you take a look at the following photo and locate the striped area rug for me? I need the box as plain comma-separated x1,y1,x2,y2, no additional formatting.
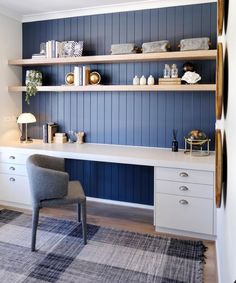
0,209,206,283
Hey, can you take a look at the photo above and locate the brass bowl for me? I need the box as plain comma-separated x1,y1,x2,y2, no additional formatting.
89,71,101,85
65,72,74,85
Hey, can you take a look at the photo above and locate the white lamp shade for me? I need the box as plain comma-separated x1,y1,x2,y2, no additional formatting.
17,113,36,124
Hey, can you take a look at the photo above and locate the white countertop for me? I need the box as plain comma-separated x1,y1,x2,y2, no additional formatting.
0,140,215,171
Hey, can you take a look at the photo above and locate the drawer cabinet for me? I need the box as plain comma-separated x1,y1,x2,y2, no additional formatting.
0,174,31,205
154,166,215,238
154,167,213,185
0,150,31,207
0,152,28,165
0,163,27,176
155,193,213,235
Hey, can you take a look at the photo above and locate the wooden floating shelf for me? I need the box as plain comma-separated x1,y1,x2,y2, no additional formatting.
8,84,216,92
8,50,217,66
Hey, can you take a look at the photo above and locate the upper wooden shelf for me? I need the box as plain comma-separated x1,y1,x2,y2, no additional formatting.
8,84,216,92
8,50,217,66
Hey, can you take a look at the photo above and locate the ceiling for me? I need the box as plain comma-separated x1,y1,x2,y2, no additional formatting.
0,0,215,22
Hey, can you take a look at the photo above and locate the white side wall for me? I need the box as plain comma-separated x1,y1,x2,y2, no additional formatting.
0,13,22,142
216,1,236,282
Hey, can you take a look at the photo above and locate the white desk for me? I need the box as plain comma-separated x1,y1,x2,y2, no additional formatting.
0,140,215,240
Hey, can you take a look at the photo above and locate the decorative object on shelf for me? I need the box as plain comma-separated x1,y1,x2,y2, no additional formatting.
77,131,85,144
40,42,46,55
142,40,170,53
17,113,36,143
163,64,171,78
61,41,83,57
111,43,138,55
53,133,67,144
140,75,147,85
181,71,201,84
216,42,223,120
184,130,210,156
183,62,195,72
147,75,155,85
217,0,224,35
215,129,223,208
68,130,77,143
25,70,42,104
171,64,178,78
89,71,101,85
172,129,178,152
159,78,181,85
179,37,210,51
133,75,140,85
65,72,74,85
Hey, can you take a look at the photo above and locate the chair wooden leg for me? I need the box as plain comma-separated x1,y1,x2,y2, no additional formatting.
81,201,87,245
32,206,40,252
77,203,81,222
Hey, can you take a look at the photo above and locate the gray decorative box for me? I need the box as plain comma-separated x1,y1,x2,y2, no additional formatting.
180,37,210,51
111,43,138,55
142,40,170,53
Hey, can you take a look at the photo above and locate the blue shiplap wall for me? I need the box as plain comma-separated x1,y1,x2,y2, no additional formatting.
23,3,216,205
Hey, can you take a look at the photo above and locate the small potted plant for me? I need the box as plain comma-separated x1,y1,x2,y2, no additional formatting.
25,70,42,104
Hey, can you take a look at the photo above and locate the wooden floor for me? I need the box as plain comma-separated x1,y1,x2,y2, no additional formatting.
2,201,218,283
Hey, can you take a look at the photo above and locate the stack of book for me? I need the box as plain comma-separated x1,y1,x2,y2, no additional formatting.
158,78,181,85
46,40,61,58
53,133,67,144
43,122,59,143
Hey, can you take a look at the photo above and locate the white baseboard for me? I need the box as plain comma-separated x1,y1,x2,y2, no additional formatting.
0,198,154,211
87,197,154,210
215,239,221,283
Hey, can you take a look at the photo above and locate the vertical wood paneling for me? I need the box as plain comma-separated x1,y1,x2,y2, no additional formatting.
23,3,216,205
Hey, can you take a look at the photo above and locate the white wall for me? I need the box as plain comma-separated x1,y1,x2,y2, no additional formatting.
0,13,22,142
216,1,236,282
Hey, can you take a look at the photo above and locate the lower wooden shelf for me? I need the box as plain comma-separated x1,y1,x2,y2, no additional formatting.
8,84,216,92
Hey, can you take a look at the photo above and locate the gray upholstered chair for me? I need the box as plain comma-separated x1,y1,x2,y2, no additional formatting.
26,154,87,251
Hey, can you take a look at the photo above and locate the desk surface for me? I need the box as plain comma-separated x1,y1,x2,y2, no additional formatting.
0,140,214,171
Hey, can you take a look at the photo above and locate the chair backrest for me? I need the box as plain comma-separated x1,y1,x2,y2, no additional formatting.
26,154,69,206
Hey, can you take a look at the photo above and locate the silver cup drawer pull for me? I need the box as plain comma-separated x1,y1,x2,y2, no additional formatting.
9,177,15,182
179,172,188,177
179,186,189,191
9,156,15,160
179,199,189,205
9,166,15,171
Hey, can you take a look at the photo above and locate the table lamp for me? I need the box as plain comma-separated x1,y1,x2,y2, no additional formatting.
17,113,36,143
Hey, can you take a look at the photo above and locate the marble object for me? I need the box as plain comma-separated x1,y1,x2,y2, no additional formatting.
181,71,201,84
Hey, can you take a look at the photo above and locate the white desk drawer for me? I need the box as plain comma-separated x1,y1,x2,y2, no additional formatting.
155,180,213,199
0,152,28,165
155,193,213,235
0,174,31,205
155,167,213,185
0,163,27,176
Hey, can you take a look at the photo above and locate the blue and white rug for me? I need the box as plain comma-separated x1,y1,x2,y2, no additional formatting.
0,209,206,283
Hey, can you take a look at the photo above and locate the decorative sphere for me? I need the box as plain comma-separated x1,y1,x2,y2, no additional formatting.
65,73,74,85
89,72,101,85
